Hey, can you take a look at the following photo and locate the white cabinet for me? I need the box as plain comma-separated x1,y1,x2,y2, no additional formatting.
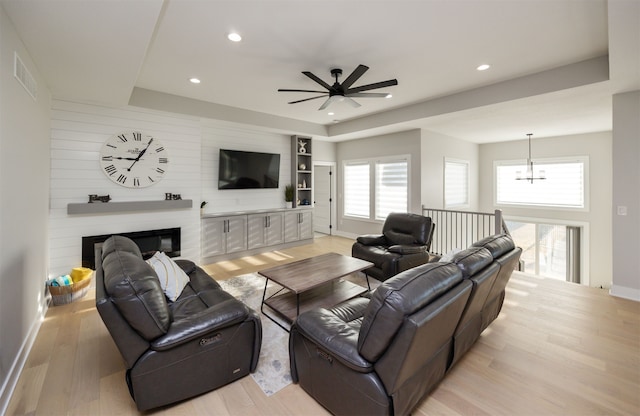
247,212,284,249
202,215,247,257
285,210,314,242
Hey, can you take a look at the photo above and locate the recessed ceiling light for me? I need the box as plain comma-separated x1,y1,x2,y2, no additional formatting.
189,78,201,84
328,112,335,116
385,94,393,98
227,32,242,42
477,64,490,71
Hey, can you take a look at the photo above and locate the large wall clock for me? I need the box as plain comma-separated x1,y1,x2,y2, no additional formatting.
99,131,168,188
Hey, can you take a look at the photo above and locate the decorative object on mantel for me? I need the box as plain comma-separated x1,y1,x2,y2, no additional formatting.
165,193,182,200
299,163,306,170
88,194,111,203
200,201,207,215
99,130,168,188
298,139,307,153
516,133,546,183
284,184,294,209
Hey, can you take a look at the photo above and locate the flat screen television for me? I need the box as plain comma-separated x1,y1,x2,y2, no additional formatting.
218,149,281,189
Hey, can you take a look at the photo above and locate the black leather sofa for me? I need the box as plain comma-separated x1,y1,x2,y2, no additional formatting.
95,235,262,411
351,212,435,281
290,234,521,416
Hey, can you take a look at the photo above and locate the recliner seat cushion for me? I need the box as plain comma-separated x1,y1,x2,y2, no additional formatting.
101,249,171,340
357,262,463,362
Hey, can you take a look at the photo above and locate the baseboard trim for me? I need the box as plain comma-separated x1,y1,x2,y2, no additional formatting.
0,297,49,415
609,284,640,302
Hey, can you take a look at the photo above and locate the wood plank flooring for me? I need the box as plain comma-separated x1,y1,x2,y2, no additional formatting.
6,235,640,415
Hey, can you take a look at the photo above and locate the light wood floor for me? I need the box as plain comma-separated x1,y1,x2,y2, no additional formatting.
6,235,640,415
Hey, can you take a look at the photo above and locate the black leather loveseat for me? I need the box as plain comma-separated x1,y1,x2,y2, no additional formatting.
95,235,262,411
290,234,521,415
352,212,434,281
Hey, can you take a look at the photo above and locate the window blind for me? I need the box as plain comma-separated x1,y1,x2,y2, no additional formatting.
445,159,469,208
375,160,408,220
344,162,370,218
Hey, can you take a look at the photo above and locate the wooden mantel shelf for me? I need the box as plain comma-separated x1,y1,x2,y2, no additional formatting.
67,199,193,215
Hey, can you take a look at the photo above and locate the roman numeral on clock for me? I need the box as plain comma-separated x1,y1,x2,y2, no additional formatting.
117,134,128,142
133,132,142,141
133,177,140,187
117,174,127,184
102,156,113,161
148,176,155,183
156,168,165,174
104,165,117,175
156,147,164,153
159,157,168,163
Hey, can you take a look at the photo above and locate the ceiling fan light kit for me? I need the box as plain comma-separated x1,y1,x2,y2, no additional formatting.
515,133,546,183
278,64,398,110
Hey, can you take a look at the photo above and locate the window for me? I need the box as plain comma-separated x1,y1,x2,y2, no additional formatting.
495,157,588,209
344,162,370,218
375,160,408,220
444,158,469,208
343,156,409,221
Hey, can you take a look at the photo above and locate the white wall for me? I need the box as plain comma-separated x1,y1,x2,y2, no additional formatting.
49,100,202,277
478,132,613,289
336,129,421,236
0,6,51,411
200,121,291,214
611,90,640,300
420,129,480,210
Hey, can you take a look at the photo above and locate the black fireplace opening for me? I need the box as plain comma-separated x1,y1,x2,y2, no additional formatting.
82,227,181,269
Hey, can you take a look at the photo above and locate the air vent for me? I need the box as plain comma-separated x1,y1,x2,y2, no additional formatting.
14,52,37,100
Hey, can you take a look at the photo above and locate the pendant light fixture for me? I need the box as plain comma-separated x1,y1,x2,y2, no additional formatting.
516,133,546,183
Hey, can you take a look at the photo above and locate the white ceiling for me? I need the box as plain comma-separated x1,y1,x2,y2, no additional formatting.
2,0,638,143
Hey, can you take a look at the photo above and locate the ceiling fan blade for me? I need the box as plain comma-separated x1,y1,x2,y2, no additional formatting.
345,92,390,98
340,64,369,90
302,71,333,90
318,96,335,110
279,88,328,93
288,95,328,104
346,79,398,94
344,97,361,108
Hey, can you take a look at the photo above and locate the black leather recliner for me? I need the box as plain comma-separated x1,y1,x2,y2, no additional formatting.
289,234,520,416
351,212,434,281
95,235,262,411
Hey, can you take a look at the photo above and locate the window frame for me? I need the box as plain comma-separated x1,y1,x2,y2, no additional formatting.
342,154,411,222
493,156,589,211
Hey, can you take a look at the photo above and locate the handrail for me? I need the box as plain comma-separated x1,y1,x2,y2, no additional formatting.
422,206,510,256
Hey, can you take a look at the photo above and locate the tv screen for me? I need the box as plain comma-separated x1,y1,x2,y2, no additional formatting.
218,149,281,189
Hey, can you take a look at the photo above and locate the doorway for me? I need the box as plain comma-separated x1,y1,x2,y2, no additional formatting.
313,163,335,235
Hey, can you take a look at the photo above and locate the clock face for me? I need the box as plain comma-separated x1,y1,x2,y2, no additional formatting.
99,131,168,188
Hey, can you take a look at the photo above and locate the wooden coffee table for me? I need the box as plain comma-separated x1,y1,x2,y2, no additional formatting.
258,252,373,330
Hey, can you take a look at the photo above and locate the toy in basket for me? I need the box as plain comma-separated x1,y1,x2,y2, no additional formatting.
47,267,93,306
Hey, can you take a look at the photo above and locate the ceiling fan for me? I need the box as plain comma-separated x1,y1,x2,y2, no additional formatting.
278,64,398,110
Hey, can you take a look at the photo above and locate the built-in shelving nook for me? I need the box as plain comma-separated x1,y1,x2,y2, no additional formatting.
291,136,312,208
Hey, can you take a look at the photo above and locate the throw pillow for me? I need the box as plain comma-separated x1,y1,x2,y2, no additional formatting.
146,251,190,302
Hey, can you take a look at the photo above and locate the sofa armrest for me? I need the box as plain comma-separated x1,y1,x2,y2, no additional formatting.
294,308,373,373
388,244,426,254
151,299,249,351
356,234,387,246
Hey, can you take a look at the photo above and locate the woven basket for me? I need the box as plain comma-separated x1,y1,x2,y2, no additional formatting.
48,275,92,306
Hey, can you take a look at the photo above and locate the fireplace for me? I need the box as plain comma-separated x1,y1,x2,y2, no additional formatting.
82,227,181,269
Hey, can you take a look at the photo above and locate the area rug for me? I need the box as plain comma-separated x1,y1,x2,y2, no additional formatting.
218,273,292,396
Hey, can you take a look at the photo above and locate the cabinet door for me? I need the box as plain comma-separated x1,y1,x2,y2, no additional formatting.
265,212,284,246
225,216,248,254
247,214,267,249
299,210,314,240
202,218,226,257
284,211,300,243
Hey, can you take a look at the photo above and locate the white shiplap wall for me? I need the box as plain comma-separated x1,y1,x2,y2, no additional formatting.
49,100,294,277
201,120,291,214
49,100,202,277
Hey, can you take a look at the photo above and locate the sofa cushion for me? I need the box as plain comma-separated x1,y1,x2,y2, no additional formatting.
357,262,463,362
102,249,171,340
382,213,432,245
146,251,190,302
472,234,515,259
450,247,493,278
